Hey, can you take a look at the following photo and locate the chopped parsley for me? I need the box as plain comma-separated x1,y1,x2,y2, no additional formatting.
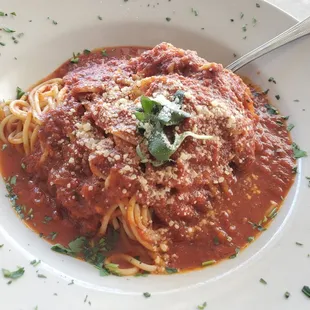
0,244,3,248
242,24,247,32
296,242,303,246
143,292,151,298
292,143,307,159
240,12,244,19
292,166,298,174
287,124,294,132
10,12,16,16
43,215,52,224
191,8,198,16
230,19,234,22
268,77,276,84
68,280,74,285
1,27,15,33
229,247,240,259
83,49,91,55
265,103,278,115
0,42,5,46
197,302,207,310
306,176,310,187
256,3,261,8
202,260,216,267
302,286,310,298
260,278,267,285
98,15,103,20
51,232,58,240
0,12,7,16
165,267,178,274
37,274,47,278
30,259,41,267
70,53,80,64
275,95,280,100
247,236,255,242
52,20,58,25
101,49,108,57
16,86,25,99
166,17,171,22
293,99,300,102
267,207,278,219
2,266,25,280
248,221,266,231
252,18,257,26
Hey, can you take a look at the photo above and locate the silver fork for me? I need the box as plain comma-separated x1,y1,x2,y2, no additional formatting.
226,16,310,72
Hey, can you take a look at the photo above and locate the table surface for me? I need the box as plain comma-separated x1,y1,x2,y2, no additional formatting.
267,0,310,20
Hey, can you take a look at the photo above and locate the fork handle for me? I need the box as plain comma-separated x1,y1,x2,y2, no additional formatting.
226,16,310,72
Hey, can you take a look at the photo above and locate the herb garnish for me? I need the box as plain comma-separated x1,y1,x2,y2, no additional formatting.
191,8,198,16
51,233,118,276
248,221,266,231
37,274,47,278
16,87,25,99
0,244,3,248
165,267,178,274
0,42,5,46
268,77,276,84
267,207,278,219
240,12,244,19
83,49,91,55
252,18,257,26
30,259,41,267
265,103,278,115
287,124,294,132
197,302,207,310
68,280,74,285
292,166,298,174
256,3,261,8
242,24,247,32
247,236,254,242
43,215,52,224
202,260,216,267
306,176,310,187
284,291,290,299
166,17,171,22
296,242,303,246
275,95,280,100
260,278,267,285
302,286,310,298
292,143,307,159
98,15,103,20
11,12,16,16
1,27,15,33
70,53,80,64
143,292,151,298
0,12,8,16
101,49,108,57
229,247,240,259
2,266,25,280
135,92,214,166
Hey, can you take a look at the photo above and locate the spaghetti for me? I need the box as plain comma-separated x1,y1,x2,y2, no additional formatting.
0,43,295,276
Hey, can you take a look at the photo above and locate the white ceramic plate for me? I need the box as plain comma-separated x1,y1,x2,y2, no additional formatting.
0,0,309,309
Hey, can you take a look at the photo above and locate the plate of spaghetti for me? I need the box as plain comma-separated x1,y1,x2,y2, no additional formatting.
0,0,310,310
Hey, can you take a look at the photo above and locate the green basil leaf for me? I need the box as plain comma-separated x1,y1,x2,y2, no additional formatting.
51,244,74,255
292,143,307,159
2,267,25,279
135,111,146,122
157,105,190,126
140,96,159,114
16,87,25,99
68,237,87,253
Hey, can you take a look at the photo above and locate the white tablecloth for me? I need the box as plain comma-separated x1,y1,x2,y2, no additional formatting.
268,0,310,20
